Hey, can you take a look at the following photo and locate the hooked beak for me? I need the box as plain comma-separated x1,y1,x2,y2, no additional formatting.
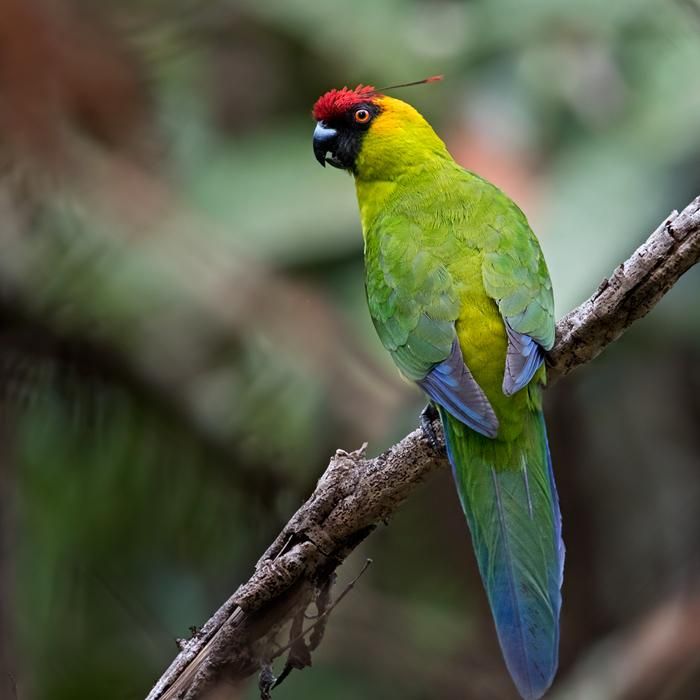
313,122,342,168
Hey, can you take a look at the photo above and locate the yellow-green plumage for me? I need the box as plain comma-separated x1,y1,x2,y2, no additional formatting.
314,90,563,699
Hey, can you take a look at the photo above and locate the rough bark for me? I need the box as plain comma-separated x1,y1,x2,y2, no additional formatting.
147,195,700,700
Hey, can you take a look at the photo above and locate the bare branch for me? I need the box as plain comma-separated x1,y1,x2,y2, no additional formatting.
548,196,700,379
147,195,700,700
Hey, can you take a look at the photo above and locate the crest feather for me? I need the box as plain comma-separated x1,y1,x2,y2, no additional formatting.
312,85,378,121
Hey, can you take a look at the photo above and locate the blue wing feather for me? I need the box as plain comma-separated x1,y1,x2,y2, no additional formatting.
503,325,545,396
418,339,499,438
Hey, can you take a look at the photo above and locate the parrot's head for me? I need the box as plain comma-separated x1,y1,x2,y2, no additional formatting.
312,82,449,180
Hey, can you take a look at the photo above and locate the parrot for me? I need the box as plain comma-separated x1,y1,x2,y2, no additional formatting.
311,81,564,700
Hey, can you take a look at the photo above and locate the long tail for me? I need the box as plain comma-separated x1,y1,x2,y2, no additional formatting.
440,406,564,700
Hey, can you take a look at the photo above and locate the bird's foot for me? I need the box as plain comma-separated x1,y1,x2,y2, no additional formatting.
420,403,445,454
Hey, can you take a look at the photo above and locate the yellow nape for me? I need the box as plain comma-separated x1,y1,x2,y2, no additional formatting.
354,96,450,182
354,95,451,233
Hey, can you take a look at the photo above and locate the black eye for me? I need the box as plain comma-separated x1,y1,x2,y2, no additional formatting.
354,108,371,124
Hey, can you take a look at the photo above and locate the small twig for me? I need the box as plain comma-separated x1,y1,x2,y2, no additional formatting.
258,664,276,700
271,558,373,662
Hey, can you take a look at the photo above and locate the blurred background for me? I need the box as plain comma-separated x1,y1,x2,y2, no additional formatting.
0,0,699,698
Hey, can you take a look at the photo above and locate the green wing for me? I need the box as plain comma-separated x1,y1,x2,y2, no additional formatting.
480,198,555,351
365,216,498,436
365,218,459,381
474,187,554,395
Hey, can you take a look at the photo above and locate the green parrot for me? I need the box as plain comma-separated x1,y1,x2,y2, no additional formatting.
312,83,564,700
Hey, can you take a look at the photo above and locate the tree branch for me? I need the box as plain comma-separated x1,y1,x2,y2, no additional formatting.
547,197,700,379
147,195,700,700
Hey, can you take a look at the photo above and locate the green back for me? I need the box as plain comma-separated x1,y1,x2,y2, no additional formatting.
364,164,554,389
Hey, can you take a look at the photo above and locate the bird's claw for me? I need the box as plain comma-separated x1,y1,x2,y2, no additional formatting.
420,403,445,454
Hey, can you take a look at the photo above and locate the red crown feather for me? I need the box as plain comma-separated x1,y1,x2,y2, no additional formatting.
312,85,378,121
